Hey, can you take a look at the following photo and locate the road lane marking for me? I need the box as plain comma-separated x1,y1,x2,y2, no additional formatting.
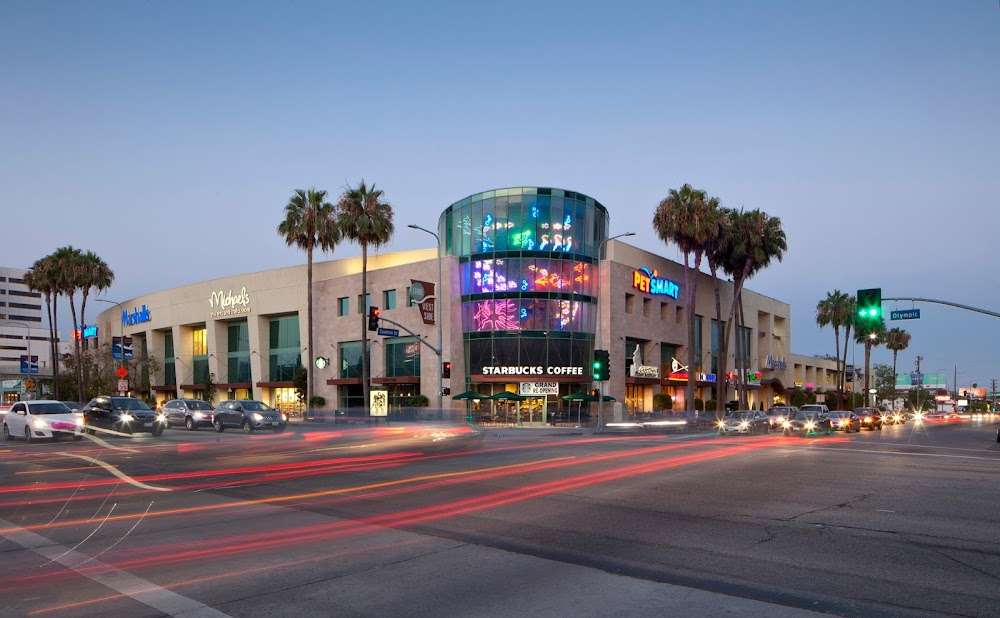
59,453,172,492
813,446,1000,462
0,517,230,617
83,432,138,452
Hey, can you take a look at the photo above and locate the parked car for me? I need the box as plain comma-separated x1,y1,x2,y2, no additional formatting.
800,404,831,416
213,400,287,434
718,410,771,434
766,405,799,428
784,411,833,433
827,410,861,432
163,398,215,430
82,396,167,437
854,407,884,430
3,400,84,442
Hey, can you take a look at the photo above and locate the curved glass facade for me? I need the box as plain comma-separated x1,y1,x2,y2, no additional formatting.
439,187,608,378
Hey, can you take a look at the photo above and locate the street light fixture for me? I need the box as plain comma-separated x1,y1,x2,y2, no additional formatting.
596,231,635,429
408,223,444,415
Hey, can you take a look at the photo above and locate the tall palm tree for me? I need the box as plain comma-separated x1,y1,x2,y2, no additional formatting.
885,327,911,400
721,209,787,407
816,290,851,408
277,188,341,414
24,256,61,399
653,184,715,413
77,250,114,353
702,201,730,415
839,295,856,400
51,246,86,401
854,316,887,406
338,180,395,412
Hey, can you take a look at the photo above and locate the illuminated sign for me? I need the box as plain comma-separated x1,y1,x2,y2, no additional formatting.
122,305,151,327
668,372,716,382
519,382,559,396
632,365,659,379
209,286,252,318
765,355,788,371
469,299,583,332
467,258,591,295
481,365,586,376
473,206,577,253
632,267,680,299
74,325,98,340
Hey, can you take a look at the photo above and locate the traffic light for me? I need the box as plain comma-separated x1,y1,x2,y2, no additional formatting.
442,361,451,378
591,389,600,398
593,349,610,381
367,306,380,331
856,288,882,319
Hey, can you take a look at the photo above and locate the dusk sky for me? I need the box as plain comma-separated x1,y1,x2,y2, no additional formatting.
2,1,998,390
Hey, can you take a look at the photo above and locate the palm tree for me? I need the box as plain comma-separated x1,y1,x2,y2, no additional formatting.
854,316,887,406
702,201,730,415
653,184,716,413
51,246,85,401
24,256,61,399
277,188,341,414
720,209,787,407
338,180,395,412
77,250,114,353
885,327,911,401
816,290,851,408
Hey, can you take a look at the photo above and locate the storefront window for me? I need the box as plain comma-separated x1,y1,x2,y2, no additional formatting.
385,337,420,378
163,331,175,386
339,341,369,379
269,315,300,381
227,321,250,383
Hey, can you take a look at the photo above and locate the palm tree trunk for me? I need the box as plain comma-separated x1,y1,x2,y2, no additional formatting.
832,328,841,408
69,298,83,402
80,291,89,397
52,293,60,400
685,252,699,414
712,271,725,417
306,242,314,418
864,341,872,407
361,243,370,415
842,324,852,407
738,295,748,408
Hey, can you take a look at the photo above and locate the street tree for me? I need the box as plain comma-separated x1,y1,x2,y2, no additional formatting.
338,180,395,412
277,188,341,415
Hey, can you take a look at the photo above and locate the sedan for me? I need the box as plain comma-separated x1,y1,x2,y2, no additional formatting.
213,400,287,434
783,412,833,434
718,410,771,434
827,410,861,432
162,398,215,430
854,407,884,430
83,396,167,437
3,400,84,442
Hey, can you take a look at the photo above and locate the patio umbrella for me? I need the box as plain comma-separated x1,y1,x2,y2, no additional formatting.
601,395,616,402
488,392,527,401
452,390,487,400
562,391,598,425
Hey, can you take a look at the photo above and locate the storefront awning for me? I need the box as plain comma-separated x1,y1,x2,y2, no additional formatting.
760,378,786,394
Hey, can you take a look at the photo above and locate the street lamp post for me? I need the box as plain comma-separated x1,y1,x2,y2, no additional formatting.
408,224,444,415
96,298,127,396
596,231,635,429
6,320,34,399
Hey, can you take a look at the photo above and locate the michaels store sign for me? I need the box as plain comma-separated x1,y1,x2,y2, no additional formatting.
209,286,252,318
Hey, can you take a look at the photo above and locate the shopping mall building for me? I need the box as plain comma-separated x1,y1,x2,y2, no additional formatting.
90,186,837,422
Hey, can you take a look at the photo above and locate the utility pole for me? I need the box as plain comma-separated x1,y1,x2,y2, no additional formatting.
915,356,923,411
954,366,958,400
991,378,997,412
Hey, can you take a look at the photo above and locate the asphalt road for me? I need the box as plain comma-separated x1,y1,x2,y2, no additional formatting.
1,416,999,617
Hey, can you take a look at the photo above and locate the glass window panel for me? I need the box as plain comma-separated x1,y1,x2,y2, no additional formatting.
385,336,421,378
384,289,396,310
338,297,349,316
192,328,207,356
493,197,508,253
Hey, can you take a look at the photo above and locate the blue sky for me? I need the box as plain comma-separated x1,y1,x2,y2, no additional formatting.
2,1,998,389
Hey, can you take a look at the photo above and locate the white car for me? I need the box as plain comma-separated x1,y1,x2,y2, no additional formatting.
3,400,85,442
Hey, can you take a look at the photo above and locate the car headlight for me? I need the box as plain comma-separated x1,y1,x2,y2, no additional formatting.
252,412,264,421
33,418,47,429
864,417,872,423
76,417,84,427
281,413,288,422
782,421,791,428
806,422,815,430
121,413,134,422
739,421,749,429
717,421,726,429
193,412,204,419
157,413,168,423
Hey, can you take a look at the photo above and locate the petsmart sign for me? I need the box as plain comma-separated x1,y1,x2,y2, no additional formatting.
632,267,680,299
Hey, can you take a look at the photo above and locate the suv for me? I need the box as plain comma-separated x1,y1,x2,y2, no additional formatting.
854,407,884,430
213,400,287,434
766,405,799,428
800,404,830,416
163,398,215,430
82,396,167,437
